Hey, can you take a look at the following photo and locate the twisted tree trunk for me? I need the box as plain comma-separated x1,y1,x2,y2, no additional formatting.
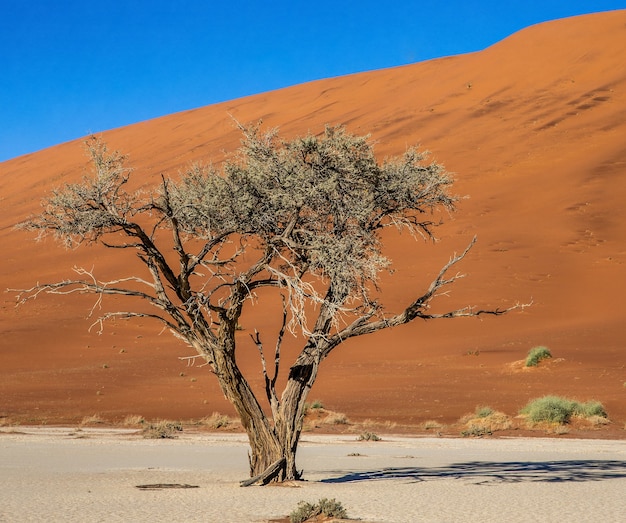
210,329,322,484
208,335,308,484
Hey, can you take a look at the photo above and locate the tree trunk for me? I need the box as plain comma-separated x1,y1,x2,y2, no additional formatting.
207,326,321,484
243,363,315,483
210,345,304,484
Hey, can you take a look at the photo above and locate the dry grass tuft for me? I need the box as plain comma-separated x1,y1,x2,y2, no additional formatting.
0,414,16,427
198,412,237,430
122,414,146,427
552,424,571,435
421,420,444,431
303,406,350,429
460,408,512,437
322,411,349,425
357,431,382,441
80,414,105,426
586,415,611,427
142,420,183,439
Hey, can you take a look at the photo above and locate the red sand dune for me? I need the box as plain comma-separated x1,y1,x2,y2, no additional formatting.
1,11,625,433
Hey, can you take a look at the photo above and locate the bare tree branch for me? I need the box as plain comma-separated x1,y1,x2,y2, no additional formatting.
322,238,530,357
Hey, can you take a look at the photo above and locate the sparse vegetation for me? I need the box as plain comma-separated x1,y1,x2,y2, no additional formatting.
520,396,608,424
552,424,570,435
461,426,493,437
574,400,607,418
324,412,349,425
142,420,183,439
525,346,552,367
587,415,610,427
303,400,324,416
358,431,381,441
289,498,348,523
122,414,146,427
80,414,104,426
460,406,512,437
475,406,494,418
421,420,444,431
521,396,574,424
198,412,234,429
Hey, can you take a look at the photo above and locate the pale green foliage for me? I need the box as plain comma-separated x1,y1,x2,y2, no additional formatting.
22,124,455,338
167,124,454,331
521,396,575,424
20,138,137,247
475,406,494,418
289,498,347,523
23,127,453,323
525,346,552,367
574,400,607,418
520,396,608,424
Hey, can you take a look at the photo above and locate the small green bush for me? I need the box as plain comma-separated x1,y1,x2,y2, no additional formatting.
574,400,607,418
525,346,552,367
475,406,494,418
520,396,575,423
309,399,324,409
289,498,347,523
520,396,608,424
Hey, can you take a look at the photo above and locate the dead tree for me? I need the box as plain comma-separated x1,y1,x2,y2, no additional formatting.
16,125,521,484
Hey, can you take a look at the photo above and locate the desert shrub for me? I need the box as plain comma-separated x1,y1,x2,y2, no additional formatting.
324,412,348,425
142,420,183,439
520,396,608,424
421,420,444,431
461,408,512,437
358,431,381,441
461,426,492,437
475,406,494,418
574,400,607,419
122,414,146,426
0,416,11,427
80,414,104,426
289,498,347,523
199,412,233,429
303,400,325,417
552,424,570,435
587,415,610,427
525,346,552,367
520,396,574,423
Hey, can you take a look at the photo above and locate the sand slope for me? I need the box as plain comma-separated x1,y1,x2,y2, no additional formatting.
1,10,625,429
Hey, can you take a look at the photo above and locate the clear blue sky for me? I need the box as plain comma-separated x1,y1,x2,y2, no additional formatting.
1,1,624,162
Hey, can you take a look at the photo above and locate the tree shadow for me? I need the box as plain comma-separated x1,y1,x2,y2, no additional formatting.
320,460,626,485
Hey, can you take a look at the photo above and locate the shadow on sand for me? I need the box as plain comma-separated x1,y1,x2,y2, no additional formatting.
321,460,626,485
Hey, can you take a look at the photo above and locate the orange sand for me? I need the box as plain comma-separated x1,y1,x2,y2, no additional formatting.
1,11,624,434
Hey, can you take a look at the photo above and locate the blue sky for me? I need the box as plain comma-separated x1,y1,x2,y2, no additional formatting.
1,1,624,162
